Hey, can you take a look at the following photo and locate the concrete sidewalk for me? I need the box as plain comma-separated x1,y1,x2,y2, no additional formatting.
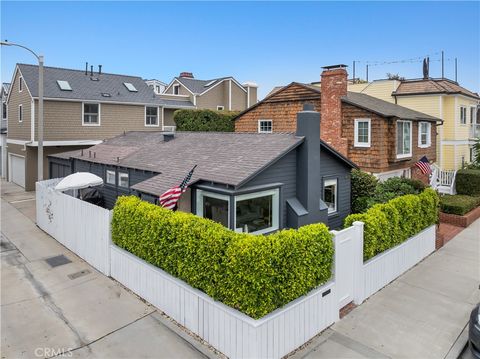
1,181,219,359
291,219,480,359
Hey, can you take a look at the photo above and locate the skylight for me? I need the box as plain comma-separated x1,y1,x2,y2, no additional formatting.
57,80,72,91
204,80,216,87
123,82,138,92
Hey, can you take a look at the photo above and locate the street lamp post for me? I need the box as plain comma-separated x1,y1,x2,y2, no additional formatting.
1,41,44,182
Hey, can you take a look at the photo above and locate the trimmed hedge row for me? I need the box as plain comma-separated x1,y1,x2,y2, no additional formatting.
456,169,480,196
440,194,480,215
112,196,334,319
344,188,439,261
173,109,239,132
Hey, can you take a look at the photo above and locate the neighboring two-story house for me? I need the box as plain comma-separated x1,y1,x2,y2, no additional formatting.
348,77,480,170
6,63,195,190
235,65,441,181
163,72,258,112
1,83,9,178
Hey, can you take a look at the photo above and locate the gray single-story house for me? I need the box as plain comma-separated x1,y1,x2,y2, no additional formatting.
49,105,357,231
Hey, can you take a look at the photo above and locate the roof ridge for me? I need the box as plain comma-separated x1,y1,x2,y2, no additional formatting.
17,63,144,79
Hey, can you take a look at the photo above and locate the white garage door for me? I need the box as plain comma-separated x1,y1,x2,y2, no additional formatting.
9,154,25,188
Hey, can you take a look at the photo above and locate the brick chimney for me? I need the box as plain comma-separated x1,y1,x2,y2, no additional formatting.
180,72,194,78
320,64,349,156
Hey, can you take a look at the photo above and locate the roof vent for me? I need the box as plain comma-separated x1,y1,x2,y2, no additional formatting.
179,72,194,78
101,93,111,97
90,77,99,81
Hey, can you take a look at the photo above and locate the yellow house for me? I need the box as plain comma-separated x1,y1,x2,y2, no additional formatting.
348,78,480,170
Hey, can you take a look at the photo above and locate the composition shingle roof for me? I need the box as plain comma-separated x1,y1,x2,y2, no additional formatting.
393,79,480,100
2,83,10,94
16,64,194,108
52,131,304,196
175,76,233,94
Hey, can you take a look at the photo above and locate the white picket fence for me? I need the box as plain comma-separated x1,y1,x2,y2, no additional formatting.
36,179,436,359
36,179,112,275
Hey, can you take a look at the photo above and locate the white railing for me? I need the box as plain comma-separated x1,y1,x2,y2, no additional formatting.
36,179,436,358
36,179,112,275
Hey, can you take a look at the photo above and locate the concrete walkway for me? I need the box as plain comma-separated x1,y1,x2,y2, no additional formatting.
292,218,480,359
1,181,219,359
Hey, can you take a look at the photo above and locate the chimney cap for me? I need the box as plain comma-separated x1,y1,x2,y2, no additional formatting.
322,64,348,70
179,72,194,78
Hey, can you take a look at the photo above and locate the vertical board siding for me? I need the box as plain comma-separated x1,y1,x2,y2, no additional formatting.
36,179,112,275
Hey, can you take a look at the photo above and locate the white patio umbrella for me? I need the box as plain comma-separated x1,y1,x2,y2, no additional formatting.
54,172,103,192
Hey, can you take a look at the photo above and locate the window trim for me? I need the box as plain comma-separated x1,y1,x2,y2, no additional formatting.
470,106,477,124
258,119,273,134
118,172,129,188
234,188,280,235
82,102,101,126
354,118,371,147
18,104,23,123
418,121,431,148
145,106,159,127
323,178,338,215
3,102,8,120
216,105,224,111
173,84,180,95
460,106,467,125
106,170,116,186
196,190,231,228
19,76,23,92
396,120,412,159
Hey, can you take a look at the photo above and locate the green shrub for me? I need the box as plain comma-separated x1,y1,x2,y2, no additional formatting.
112,196,333,319
456,169,480,196
344,188,439,261
173,109,239,132
351,170,378,213
440,194,480,215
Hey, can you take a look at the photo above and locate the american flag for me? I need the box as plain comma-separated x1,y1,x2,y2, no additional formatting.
414,156,432,175
159,165,197,210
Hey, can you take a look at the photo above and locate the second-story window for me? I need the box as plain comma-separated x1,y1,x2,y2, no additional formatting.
470,107,477,124
397,120,412,158
418,122,431,147
155,85,160,94
119,172,129,188
106,170,116,185
258,120,273,133
145,106,158,126
354,118,371,147
83,103,100,125
18,105,23,122
19,77,23,92
2,102,7,120
173,84,180,95
460,106,467,124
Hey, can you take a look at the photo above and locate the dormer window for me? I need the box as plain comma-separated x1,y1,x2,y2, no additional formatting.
57,80,72,91
173,84,180,95
123,82,138,92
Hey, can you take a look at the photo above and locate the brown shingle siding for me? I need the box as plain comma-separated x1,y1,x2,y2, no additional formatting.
7,69,32,140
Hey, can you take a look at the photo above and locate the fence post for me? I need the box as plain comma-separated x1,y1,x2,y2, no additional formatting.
352,221,365,305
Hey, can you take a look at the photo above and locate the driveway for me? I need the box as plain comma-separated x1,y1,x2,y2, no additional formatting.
1,181,219,359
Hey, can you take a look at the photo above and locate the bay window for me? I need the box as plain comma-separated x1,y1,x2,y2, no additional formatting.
397,120,412,158
235,189,279,234
196,190,230,227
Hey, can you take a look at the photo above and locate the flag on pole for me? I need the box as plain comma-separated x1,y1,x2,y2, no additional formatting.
159,165,197,210
414,156,432,175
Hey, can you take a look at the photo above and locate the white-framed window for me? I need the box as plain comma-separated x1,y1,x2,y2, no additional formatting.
19,76,23,92
418,121,431,148
234,188,279,234
173,84,180,95
155,85,160,94
354,118,371,147
217,105,224,111
396,120,412,158
118,172,129,188
3,102,7,120
196,190,230,228
470,106,477,124
460,106,467,125
323,179,337,214
106,170,116,185
145,106,158,126
18,104,23,123
258,120,273,133
83,103,100,125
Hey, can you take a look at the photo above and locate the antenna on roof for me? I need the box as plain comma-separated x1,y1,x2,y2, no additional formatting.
455,58,458,82
441,51,444,78
85,62,88,76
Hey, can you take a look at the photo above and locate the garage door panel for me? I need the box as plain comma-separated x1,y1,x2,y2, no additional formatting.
9,154,25,188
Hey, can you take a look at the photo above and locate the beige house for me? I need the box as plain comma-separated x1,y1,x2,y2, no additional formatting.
6,63,195,190
1,83,9,178
347,78,480,170
163,72,258,112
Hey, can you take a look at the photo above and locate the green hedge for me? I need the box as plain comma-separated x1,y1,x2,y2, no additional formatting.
173,109,239,132
344,188,439,261
351,170,378,213
112,196,333,319
440,194,480,215
456,169,480,196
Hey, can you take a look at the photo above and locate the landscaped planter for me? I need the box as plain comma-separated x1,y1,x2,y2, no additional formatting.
440,206,480,228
